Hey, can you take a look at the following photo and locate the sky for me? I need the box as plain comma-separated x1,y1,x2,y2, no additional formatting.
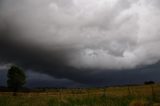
0,0,160,87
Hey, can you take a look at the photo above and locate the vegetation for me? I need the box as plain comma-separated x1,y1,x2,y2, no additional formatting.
144,81,155,85
1,65,160,105
1,84,160,106
7,65,26,95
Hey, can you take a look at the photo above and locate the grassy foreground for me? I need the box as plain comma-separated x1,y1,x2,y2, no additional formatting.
1,84,160,106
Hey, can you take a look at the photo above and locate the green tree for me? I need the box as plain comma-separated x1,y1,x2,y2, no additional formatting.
7,65,26,95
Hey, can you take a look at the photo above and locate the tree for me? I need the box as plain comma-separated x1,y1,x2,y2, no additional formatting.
7,65,26,95
144,81,155,85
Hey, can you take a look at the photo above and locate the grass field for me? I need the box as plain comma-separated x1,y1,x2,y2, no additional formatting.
1,84,160,106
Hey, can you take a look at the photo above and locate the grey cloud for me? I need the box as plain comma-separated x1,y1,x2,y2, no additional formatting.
0,0,160,85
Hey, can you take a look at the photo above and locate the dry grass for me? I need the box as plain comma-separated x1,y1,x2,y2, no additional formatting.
0,84,160,106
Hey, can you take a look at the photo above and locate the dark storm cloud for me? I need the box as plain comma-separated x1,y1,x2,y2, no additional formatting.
0,21,99,84
0,0,160,86
0,29,93,83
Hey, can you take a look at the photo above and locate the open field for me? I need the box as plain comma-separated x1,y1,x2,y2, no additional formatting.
1,84,160,106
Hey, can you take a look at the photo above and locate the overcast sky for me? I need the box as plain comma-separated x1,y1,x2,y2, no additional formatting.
0,0,160,87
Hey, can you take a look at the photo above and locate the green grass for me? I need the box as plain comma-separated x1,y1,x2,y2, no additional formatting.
1,84,160,106
0,95,134,106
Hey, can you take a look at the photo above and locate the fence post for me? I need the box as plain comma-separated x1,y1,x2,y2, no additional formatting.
128,86,131,96
103,88,106,96
87,89,89,98
151,85,155,101
59,89,62,103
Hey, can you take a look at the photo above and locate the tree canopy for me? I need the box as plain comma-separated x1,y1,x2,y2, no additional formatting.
7,65,26,91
